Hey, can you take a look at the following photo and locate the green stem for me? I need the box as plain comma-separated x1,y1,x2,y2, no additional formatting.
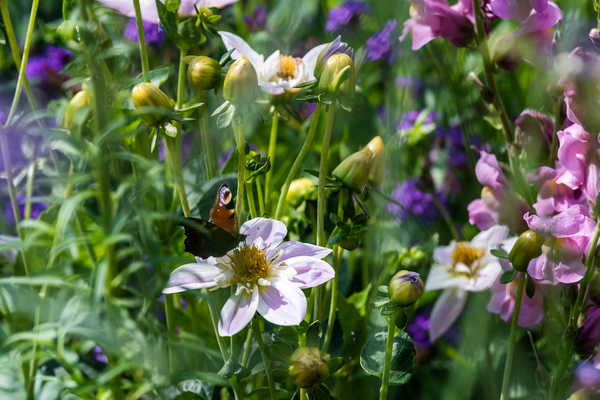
233,122,246,227
322,245,342,352
177,49,187,109
207,295,228,361
24,163,35,220
246,182,258,219
430,193,460,241
254,320,276,400
3,0,39,126
240,327,253,368
164,293,176,373
265,110,279,213
164,136,191,217
256,178,265,216
316,105,336,247
274,104,322,220
198,99,216,180
132,0,151,81
499,273,526,400
0,0,38,112
379,318,395,400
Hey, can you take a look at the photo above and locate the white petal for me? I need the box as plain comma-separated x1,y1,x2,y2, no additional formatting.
257,281,307,326
240,218,287,248
262,51,280,81
97,0,160,23
302,43,329,78
218,31,263,72
199,0,239,8
258,81,286,95
429,288,467,341
471,225,509,249
424,264,469,291
282,256,335,289
463,260,502,291
163,263,227,294
433,243,455,265
277,241,332,262
218,286,259,336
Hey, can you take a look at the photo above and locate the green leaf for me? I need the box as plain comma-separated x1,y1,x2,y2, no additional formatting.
360,330,415,386
491,248,509,259
62,0,75,19
499,270,516,284
156,0,181,46
164,0,181,12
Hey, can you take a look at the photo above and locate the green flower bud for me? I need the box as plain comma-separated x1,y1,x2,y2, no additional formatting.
332,148,373,191
57,21,76,42
366,136,384,185
508,229,544,272
389,270,424,307
288,347,330,388
63,89,91,129
318,53,354,97
286,178,316,206
187,56,221,91
131,82,174,125
223,57,258,105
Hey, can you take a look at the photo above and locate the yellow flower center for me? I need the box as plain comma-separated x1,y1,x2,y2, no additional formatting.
278,55,298,80
229,245,270,284
451,243,484,270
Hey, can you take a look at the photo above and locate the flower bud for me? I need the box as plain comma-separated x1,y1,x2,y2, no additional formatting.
187,56,221,91
131,82,174,125
288,347,330,388
508,229,544,272
57,21,76,42
332,148,373,191
223,57,258,105
286,178,316,206
388,270,424,307
63,89,91,129
318,53,354,97
366,136,384,185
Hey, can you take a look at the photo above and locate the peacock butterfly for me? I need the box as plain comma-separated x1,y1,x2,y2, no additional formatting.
182,184,244,259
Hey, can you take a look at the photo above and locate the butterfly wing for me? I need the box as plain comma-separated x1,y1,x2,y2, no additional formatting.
209,184,237,235
182,217,242,259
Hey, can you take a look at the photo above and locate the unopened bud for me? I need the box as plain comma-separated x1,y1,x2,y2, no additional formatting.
63,89,91,129
318,53,354,97
286,178,316,206
131,82,174,125
223,57,258,105
57,21,76,42
366,136,384,185
388,270,424,307
508,230,544,272
188,56,221,91
288,347,330,388
332,147,373,191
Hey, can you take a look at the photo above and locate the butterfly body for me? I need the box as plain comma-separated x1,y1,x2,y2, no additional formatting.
182,184,243,259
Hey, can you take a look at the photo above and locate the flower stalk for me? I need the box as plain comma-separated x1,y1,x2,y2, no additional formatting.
265,110,279,213
274,104,322,219
132,0,150,81
254,320,276,400
379,317,396,400
499,272,526,400
233,121,247,226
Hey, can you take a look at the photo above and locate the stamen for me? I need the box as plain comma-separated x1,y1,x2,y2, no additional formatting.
229,245,270,284
451,243,484,269
278,55,298,79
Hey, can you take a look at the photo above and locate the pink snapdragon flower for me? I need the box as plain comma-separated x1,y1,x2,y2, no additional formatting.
401,0,475,51
163,218,334,336
467,151,528,232
97,0,239,24
488,275,544,327
489,0,562,32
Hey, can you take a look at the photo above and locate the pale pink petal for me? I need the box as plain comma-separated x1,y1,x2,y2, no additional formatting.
429,288,467,341
240,218,287,248
425,264,469,291
471,225,509,249
468,199,498,230
555,259,586,284
218,31,263,72
97,0,160,23
594,352,600,369
218,287,259,336
282,256,335,289
464,260,502,291
163,263,227,294
302,42,330,77
257,281,307,326
277,241,332,262
197,0,239,9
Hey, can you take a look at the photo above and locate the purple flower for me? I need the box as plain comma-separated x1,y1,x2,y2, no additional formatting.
4,193,48,223
577,301,600,357
124,18,165,45
325,1,369,32
407,309,432,348
387,179,438,222
575,361,600,391
366,20,398,63
487,273,544,327
93,345,108,364
26,45,72,85
163,218,334,336
397,110,437,132
244,6,267,32
300,102,317,120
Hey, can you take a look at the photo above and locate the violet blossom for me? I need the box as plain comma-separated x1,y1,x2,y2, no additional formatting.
26,45,72,86
244,6,267,32
325,1,369,32
387,179,439,223
123,18,165,45
366,20,397,63
163,218,334,336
